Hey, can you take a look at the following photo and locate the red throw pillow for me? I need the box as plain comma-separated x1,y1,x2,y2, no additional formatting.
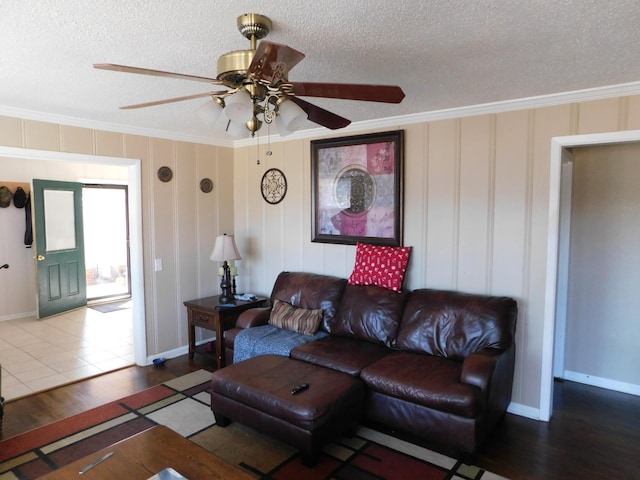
348,242,412,292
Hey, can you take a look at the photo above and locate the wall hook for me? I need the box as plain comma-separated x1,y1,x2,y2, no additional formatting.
0,264,9,270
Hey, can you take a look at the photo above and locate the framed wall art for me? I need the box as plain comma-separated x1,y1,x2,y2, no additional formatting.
311,130,404,246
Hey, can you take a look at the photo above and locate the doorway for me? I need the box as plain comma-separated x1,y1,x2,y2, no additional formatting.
0,146,147,366
554,143,640,390
541,129,640,421
83,185,131,302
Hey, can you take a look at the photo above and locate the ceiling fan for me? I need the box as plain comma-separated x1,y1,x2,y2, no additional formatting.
94,13,405,138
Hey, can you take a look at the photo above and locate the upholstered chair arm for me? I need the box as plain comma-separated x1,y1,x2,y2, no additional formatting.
460,350,499,393
236,307,272,329
461,345,516,422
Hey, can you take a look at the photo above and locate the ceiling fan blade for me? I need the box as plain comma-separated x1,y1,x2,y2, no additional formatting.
248,41,305,84
94,63,222,84
119,91,227,109
289,97,351,130
290,82,405,103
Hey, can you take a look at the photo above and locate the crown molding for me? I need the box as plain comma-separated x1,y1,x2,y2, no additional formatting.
4,80,640,149
234,80,640,147
0,105,235,147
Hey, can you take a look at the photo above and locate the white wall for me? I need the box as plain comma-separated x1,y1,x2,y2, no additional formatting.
564,143,640,389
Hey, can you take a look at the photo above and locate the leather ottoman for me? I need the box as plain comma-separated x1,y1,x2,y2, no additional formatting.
210,354,364,466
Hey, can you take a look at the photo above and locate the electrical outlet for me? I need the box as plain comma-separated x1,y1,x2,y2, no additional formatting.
154,258,163,272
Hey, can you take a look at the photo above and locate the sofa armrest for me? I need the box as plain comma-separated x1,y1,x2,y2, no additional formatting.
460,350,499,393
236,307,272,329
461,345,515,422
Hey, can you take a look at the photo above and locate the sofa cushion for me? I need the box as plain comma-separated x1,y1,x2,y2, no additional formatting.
348,242,412,292
327,284,408,345
233,324,329,364
396,289,517,361
360,351,482,418
271,271,348,333
269,299,323,336
291,336,391,376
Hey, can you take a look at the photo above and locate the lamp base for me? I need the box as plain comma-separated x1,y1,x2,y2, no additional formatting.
219,292,235,304
219,261,235,304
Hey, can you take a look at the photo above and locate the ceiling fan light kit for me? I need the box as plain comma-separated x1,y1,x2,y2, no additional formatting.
195,97,225,128
227,118,254,138
274,97,307,136
224,89,254,123
94,13,405,138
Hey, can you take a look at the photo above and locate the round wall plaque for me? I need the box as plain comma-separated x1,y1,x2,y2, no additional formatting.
261,168,287,205
157,166,173,182
200,178,213,193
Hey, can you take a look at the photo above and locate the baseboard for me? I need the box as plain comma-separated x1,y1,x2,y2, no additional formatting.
146,346,187,366
146,336,216,366
0,311,36,322
563,370,640,397
507,401,541,420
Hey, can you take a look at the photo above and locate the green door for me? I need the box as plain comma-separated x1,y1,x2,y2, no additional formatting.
33,179,87,318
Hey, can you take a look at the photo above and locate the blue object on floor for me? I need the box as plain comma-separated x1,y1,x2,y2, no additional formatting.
153,357,166,366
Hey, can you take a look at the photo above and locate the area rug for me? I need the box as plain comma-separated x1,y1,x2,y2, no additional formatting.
0,370,509,480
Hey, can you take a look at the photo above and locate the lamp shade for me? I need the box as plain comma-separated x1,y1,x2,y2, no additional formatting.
210,234,241,262
196,98,224,128
226,119,250,138
275,98,307,136
224,89,253,123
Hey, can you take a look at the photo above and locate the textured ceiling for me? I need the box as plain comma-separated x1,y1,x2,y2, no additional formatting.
2,1,640,145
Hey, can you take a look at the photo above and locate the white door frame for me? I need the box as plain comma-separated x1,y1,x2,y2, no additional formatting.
540,129,640,421
0,146,147,366
552,150,574,379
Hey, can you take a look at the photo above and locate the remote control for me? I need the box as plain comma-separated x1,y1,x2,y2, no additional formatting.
291,383,309,395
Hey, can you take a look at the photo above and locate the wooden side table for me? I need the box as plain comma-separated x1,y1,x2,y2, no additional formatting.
184,295,267,369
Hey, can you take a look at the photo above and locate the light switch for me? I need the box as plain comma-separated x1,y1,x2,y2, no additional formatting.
154,258,163,272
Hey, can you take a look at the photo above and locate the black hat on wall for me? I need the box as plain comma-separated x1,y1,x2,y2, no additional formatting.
13,187,27,208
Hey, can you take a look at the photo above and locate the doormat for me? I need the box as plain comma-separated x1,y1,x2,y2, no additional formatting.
89,300,132,313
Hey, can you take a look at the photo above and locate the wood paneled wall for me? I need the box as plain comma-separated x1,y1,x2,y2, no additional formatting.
233,95,640,415
0,117,233,359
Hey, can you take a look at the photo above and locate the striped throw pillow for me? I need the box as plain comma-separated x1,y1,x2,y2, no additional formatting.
268,299,323,336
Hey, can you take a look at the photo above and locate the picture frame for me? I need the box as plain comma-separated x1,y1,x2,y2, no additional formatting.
311,130,404,246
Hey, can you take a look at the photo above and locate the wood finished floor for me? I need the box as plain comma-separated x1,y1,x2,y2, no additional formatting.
1,354,638,480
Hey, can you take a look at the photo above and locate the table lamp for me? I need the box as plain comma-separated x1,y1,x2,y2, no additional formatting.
210,233,241,304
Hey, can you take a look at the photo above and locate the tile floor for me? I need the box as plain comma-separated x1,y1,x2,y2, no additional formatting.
0,304,133,401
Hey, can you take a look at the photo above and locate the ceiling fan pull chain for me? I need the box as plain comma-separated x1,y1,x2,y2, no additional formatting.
256,130,260,165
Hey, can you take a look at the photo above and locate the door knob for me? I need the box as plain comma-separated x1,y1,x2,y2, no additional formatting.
37,255,45,261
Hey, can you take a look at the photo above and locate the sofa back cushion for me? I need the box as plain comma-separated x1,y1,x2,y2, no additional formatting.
327,284,408,345
270,271,347,332
396,289,517,360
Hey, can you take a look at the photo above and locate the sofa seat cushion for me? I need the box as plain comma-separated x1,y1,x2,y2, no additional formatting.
291,336,391,376
360,351,482,418
233,325,328,364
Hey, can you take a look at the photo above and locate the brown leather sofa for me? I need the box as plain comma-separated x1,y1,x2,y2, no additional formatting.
223,271,517,452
